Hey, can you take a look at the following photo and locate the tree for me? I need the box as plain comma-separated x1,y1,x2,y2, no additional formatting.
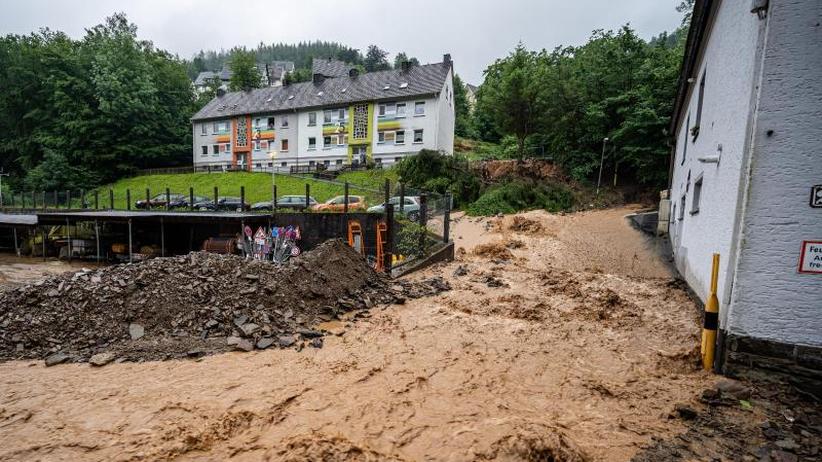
476,44,549,159
364,45,390,72
452,74,474,138
228,49,261,91
393,51,419,68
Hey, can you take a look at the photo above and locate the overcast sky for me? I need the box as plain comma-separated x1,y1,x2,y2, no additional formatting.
1,0,683,84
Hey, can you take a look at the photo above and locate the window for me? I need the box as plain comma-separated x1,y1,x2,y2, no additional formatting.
413,129,423,143
212,122,218,134
309,160,315,166
281,139,289,151
254,118,262,129
224,143,231,153
378,132,385,143
281,116,289,128
253,140,261,151
378,103,396,118
324,136,332,148
308,112,317,126
324,160,330,166
678,195,686,220
395,156,402,162
396,103,406,117
201,124,207,135
212,144,220,154
681,113,689,165
281,161,288,167
338,108,346,121
691,176,703,215
267,162,273,167
336,159,343,165
201,145,208,156
384,131,395,143
267,117,276,129
694,70,705,141
414,101,425,116
395,130,405,144
323,110,332,124
213,121,229,133
375,157,382,164
338,135,346,146
308,137,316,150
261,141,268,150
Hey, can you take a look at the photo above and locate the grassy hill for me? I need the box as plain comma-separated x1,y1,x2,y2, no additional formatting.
89,169,398,209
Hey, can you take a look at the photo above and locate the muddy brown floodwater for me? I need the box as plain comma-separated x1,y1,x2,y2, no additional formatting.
0,207,817,461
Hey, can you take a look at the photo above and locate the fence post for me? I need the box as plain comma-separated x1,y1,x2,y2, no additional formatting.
189,187,194,211
165,188,170,211
145,188,150,209
66,190,71,209
240,186,245,211
109,189,114,210
418,193,428,253
273,185,278,213
126,189,131,211
399,183,405,214
443,193,452,243
213,186,218,208
80,189,86,209
344,182,349,214
384,179,390,207
94,191,99,210
385,204,394,275
305,184,310,211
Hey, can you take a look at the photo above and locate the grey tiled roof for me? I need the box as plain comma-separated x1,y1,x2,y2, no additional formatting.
192,62,451,121
271,61,295,72
194,71,221,86
312,58,355,78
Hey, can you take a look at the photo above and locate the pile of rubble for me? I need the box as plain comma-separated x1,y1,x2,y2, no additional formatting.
0,239,449,364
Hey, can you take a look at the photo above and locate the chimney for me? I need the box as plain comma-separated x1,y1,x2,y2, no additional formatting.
400,61,412,73
313,73,325,84
348,68,360,78
443,53,452,67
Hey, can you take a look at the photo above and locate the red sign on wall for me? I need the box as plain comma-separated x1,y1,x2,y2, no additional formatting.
798,240,822,274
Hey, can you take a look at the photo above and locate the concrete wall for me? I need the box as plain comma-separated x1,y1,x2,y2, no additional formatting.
435,66,455,155
668,0,761,322
727,0,822,347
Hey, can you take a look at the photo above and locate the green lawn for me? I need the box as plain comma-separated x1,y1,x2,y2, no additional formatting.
86,169,399,210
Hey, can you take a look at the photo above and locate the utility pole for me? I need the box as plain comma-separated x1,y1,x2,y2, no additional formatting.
0,169,9,207
596,137,609,197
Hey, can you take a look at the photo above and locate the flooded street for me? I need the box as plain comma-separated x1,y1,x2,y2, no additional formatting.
0,254,97,289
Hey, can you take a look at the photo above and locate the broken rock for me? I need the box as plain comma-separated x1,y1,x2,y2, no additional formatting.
128,323,145,340
45,353,70,367
89,352,116,367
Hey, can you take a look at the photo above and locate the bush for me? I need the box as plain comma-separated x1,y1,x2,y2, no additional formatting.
466,180,574,216
395,220,429,259
396,149,481,207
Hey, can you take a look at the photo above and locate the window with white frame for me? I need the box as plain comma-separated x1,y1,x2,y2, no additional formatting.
281,139,289,151
395,130,405,144
308,112,316,126
212,144,220,154
323,109,332,124
378,132,385,143
336,159,343,165
201,124,207,135
396,103,406,117
224,143,230,153
691,176,703,215
213,121,229,133
281,116,289,128
323,136,333,148
281,161,287,167
413,129,423,143
338,135,346,146
338,108,346,122
253,140,261,151
267,117,275,129
414,101,425,116
201,145,208,156
308,137,316,150
378,103,396,118
678,194,686,220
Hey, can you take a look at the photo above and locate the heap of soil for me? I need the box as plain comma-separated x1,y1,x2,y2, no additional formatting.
472,159,568,183
0,239,449,363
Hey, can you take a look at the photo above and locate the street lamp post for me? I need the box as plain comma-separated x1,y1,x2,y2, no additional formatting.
596,137,609,197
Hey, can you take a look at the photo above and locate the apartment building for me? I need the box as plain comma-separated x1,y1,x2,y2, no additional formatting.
191,55,455,171
664,0,821,376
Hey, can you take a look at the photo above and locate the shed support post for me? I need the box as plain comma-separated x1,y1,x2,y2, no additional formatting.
160,217,165,257
95,220,101,263
128,219,133,263
443,193,451,243
66,218,72,262
41,227,46,261
385,204,394,276
13,227,19,256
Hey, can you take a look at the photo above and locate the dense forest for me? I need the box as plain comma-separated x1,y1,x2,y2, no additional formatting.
0,3,691,194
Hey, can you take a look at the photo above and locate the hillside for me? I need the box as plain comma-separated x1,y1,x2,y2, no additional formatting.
90,170,398,209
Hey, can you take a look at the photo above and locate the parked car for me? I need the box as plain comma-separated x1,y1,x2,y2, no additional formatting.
135,193,186,209
311,195,367,212
367,196,421,221
192,196,249,212
179,195,211,209
251,195,318,211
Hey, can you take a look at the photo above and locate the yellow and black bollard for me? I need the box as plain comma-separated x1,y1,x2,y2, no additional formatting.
701,253,720,370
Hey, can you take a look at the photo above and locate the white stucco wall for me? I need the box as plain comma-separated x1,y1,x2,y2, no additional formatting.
726,0,822,347
371,96,441,164
668,0,761,322
435,67,455,155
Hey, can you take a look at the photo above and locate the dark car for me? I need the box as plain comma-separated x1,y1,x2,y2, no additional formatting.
178,195,211,209
251,195,318,211
135,193,186,209
193,196,249,212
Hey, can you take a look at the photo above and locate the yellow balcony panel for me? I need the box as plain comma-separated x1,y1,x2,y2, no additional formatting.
377,120,401,131
216,135,230,143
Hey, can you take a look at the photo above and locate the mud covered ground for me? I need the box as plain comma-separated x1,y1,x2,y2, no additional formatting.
0,207,819,461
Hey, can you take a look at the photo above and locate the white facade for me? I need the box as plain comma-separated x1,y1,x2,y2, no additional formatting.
192,66,455,171
668,0,822,348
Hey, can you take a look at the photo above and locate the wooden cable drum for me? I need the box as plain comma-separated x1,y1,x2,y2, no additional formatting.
202,237,237,254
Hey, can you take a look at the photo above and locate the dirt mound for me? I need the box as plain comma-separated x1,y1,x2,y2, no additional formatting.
0,239,449,363
506,216,544,234
477,423,590,461
473,159,567,183
274,434,407,462
473,242,515,260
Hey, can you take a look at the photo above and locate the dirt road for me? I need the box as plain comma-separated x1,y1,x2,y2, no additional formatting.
0,208,816,461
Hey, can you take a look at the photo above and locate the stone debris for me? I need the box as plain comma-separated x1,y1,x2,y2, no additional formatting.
89,352,116,367
0,239,450,364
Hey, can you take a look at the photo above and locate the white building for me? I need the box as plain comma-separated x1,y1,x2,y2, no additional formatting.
665,0,822,376
191,56,455,171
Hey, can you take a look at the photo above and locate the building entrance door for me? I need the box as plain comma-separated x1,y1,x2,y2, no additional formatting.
352,146,367,165
236,152,249,171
